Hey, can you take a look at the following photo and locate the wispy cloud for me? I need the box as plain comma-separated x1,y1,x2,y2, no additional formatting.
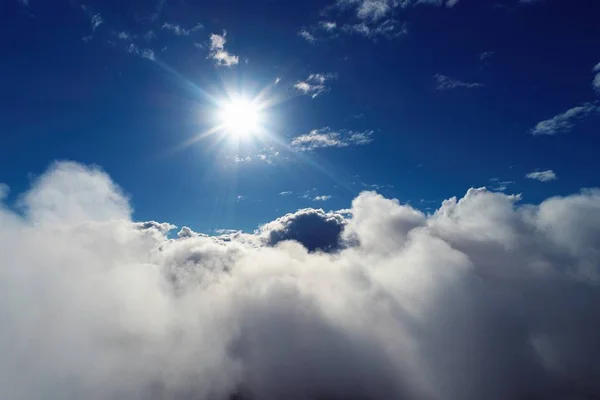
298,29,317,42
480,51,494,63
489,178,514,192
293,73,336,98
279,191,292,196
91,13,103,31
291,127,374,151
17,0,29,6
592,62,600,93
314,195,332,201
531,102,599,135
343,19,407,39
126,44,156,61
435,74,483,90
162,22,203,36
320,21,337,31
335,0,460,22
525,170,557,182
208,31,239,67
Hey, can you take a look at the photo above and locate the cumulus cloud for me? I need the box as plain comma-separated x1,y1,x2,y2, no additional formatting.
531,102,599,135
526,169,557,182
434,74,483,90
291,127,374,151
209,31,239,67
2,162,600,400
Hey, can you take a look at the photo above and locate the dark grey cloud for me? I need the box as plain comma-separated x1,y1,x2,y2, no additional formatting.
1,162,600,400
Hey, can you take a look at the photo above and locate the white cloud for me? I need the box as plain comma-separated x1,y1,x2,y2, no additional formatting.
126,44,156,61
321,21,337,31
208,31,239,67
298,29,317,42
293,73,336,98
336,0,460,22
314,195,332,201
525,170,557,182
531,102,599,135
343,19,407,39
279,191,292,196
435,74,483,90
2,162,600,399
162,22,204,36
291,127,375,151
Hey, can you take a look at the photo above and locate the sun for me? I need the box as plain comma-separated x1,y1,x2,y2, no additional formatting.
217,96,263,138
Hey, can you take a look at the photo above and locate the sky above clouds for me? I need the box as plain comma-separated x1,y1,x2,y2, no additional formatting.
2,1,600,399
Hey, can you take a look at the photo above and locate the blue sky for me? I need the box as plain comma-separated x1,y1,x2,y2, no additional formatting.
3,0,600,233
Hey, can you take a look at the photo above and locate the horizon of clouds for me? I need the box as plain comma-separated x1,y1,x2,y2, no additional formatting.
531,102,599,135
1,161,600,399
525,169,557,182
291,127,374,151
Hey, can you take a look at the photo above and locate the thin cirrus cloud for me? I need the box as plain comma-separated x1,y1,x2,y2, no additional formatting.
291,127,374,151
298,29,317,42
342,19,407,39
3,161,600,400
531,102,599,135
162,22,204,36
434,74,483,90
313,195,332,201
125,43,155,61
208,31,239,67
293,73,336,98
525,169,557,182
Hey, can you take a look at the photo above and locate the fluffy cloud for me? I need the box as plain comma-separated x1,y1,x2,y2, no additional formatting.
435,74,483,90
531,102,599,135
526,169,557,182
291,127,374,151
209,31,239,67
2,162,600,400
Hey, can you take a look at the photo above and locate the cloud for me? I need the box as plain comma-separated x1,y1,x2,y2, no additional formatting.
91,13,103,31
489,179,514,192
162,22,203,36
209,31,239,67
293,73,336,98
260,207,347,252
343,19,407,39
126,44,156,61
531,102,599,135
525,170,557,182
298,29,317,42
335,0,460,22
313,195,332,201
3,162,600,400
592,62,600,93
320,21,337,31
291,127,374,151
479,51,494,63
0,183,9,200
279,191,292,196
434,74,483,90
17,0,29,5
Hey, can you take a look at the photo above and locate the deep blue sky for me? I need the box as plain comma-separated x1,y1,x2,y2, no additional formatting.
2,0,600,232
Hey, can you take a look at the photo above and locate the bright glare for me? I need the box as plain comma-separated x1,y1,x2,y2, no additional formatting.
218,97,262,137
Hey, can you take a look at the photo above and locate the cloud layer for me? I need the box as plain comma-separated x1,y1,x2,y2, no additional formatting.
2,162,600,400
